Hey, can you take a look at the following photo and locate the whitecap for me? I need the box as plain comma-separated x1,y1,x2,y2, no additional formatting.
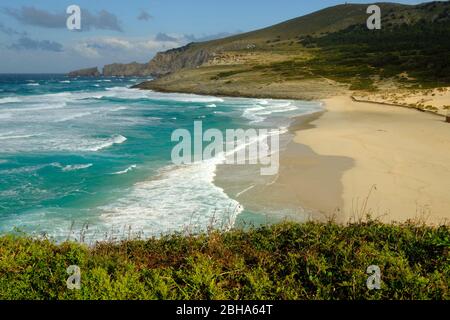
61,164,93,172
83,134,127,152
109,106,128,112
0,133,39,140
103,86,225,103
257,99,269,105
112,164,137,175
2,102,67,112
0,97,21,104
55,112,92,122
0,162,61,174
242,100,299,123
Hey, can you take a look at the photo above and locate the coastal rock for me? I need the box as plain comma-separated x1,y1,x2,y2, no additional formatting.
104,43,214,77
102,62,150,77
68,42,215,78
68,67,100,77
146,44,213,76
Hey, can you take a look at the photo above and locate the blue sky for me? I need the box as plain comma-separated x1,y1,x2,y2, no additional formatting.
0,0,434,73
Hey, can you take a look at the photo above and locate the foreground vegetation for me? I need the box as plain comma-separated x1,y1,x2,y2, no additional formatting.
0,220,448,300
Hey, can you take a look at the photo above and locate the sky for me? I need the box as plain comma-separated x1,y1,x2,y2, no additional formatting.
0,0,435,73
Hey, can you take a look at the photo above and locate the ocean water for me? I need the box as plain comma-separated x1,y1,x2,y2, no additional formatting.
0,74,322,241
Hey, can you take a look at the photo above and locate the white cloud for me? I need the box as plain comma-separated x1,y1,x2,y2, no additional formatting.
73,42,101,58
72,36,185,59
70,30,236,62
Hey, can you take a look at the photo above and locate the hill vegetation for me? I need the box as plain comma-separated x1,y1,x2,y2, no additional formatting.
134,2,450,99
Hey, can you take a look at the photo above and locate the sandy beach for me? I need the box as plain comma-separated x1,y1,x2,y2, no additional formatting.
294,95,450,224
216,94,450,225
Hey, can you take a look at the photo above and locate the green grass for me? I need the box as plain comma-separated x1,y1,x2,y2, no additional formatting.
212,69,251,79
0,220,448,300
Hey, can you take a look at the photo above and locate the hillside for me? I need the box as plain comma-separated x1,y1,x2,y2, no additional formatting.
131,1,450,107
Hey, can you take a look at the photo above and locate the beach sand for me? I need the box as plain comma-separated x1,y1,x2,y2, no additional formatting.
216,95,450,225
294,95,450,224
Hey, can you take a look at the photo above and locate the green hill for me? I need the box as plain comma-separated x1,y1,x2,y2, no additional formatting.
192,3,407,47
134,1,450,98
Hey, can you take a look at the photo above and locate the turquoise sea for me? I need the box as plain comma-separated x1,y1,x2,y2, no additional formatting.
0,74,322,241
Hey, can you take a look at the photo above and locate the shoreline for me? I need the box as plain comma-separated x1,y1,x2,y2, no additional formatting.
133,82,450,225
215,94,450,225
214,111,353,224
132,77,347,101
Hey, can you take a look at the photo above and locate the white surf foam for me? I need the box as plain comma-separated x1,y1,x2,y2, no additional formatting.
242,100,299,123
1,102,67,112
0,133,40,140
99,156,242,236
83,134,127,152
112,164,137,175
0,97,21,104
0,113,12,119
103,86,225,103
55,112,92,122
0,162,61,174
61,164,93,172
109,106,128,112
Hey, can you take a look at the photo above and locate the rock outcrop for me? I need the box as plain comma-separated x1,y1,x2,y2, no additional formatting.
102,62,150,77
68,67,101,77
145,44,213,76
68,42,215,78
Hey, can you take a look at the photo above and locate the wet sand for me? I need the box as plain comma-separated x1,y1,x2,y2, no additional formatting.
214,112,353,223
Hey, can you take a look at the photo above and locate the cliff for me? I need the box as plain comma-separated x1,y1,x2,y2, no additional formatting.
68,67,101,77
101,43,214,77
145,44,213,76
102,62,150,77
67,42,215,78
